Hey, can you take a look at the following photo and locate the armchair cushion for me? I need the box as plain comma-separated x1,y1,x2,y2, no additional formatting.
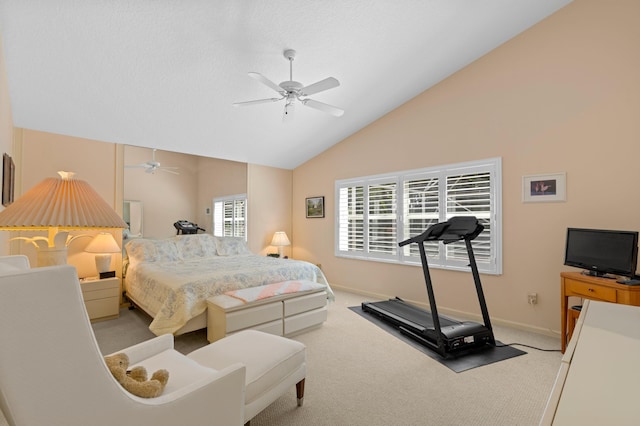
188,329,305,404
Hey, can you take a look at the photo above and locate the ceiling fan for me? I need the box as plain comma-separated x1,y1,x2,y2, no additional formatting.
125,149,179,175
233,49,344,120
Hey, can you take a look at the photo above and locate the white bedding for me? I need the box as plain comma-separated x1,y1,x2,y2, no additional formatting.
125,249,331,335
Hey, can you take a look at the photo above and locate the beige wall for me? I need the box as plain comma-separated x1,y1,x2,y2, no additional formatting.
0,37,12,169
292,0,640,335
247,163,293,256
0,34,14,254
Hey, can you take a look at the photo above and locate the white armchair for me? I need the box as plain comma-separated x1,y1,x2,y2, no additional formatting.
0,257,246,425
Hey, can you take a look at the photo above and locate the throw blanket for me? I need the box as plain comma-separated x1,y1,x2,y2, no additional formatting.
225,280,326,304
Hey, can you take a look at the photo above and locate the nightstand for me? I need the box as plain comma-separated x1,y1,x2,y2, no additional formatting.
80,277,120,322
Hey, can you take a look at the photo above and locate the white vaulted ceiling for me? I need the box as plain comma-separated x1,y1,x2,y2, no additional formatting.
0,0,572,169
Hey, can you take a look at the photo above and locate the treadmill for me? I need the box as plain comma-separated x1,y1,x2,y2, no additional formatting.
361,216,495,358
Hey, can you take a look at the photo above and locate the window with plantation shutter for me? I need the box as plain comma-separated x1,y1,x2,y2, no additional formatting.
213,194,247,239
335,158,502,274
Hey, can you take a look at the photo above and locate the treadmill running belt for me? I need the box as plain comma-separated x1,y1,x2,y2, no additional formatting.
365,299,458,329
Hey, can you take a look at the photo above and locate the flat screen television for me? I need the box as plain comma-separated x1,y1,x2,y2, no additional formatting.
564,227,638,278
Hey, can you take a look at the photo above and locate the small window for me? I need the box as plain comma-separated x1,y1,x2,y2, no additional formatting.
213,194,247,239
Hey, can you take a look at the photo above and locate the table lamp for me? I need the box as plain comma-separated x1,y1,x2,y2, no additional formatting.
85,232,121,278
0,171,128,266
271,231,291,258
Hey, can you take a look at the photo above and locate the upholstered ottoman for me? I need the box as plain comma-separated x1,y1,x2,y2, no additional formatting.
187,329,306,425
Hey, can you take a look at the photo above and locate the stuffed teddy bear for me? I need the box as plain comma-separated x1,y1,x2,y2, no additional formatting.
104,353,169,398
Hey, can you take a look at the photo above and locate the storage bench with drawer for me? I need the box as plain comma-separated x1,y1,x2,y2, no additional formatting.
206,281,328,343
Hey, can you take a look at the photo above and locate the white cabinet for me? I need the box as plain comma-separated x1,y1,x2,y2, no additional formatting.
80,277,120,322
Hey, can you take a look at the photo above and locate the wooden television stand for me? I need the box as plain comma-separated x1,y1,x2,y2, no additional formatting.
560,271,640,352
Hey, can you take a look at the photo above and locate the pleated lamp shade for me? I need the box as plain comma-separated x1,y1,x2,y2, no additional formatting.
0,171,127,230
0,171,127,266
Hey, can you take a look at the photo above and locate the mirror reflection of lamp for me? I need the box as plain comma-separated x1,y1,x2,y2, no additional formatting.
84,232,121,278
271,231,291,258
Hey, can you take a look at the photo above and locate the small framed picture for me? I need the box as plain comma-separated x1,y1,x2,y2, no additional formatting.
306,196,324,218
2,153,15,207
522,172,566,203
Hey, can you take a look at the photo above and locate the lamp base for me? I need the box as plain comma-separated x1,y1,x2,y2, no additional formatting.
99,271,116,279
94,253,113,273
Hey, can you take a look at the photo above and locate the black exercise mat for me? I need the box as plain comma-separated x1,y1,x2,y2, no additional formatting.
349,305,526,373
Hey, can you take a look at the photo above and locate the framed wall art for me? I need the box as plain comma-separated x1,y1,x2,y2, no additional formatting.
2,153,15,207
522,172,566,203
306,196,324,218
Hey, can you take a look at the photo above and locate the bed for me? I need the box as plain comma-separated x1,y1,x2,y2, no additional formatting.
124,234,332,336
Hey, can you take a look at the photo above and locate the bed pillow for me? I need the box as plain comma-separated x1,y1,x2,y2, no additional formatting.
173,235,205,259
199,234,219,257
152,239,182,262
125,239,159,263
215,237,252,256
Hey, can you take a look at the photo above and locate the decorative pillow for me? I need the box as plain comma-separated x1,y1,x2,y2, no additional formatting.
125,239,159,263
172,235,205,259
215,237,252,256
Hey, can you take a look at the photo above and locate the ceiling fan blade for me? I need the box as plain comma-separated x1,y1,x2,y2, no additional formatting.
301,99,344,117
248,72,285,94
233,97,282,107
159,168,180,175
300,77,340,96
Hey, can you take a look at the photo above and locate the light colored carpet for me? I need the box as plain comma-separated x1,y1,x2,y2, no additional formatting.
0,289,562,425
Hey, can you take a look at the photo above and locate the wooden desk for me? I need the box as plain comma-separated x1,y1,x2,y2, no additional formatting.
560,271,640,352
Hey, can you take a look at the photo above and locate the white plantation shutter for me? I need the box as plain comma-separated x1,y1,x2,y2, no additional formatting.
336,158,501,274
214,201,224,236
232,199,246,237
213,194,247,239
403,174,440,259
368,181,397,256
446,171,492,264
338,185,364,252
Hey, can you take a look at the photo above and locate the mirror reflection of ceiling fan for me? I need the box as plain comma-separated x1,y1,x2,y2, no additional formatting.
233,49,344,121
125,149,179,175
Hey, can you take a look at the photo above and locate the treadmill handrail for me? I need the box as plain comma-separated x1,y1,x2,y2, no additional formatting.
399,216,483,246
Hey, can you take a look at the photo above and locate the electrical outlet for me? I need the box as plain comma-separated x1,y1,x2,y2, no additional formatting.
528,293,538,305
